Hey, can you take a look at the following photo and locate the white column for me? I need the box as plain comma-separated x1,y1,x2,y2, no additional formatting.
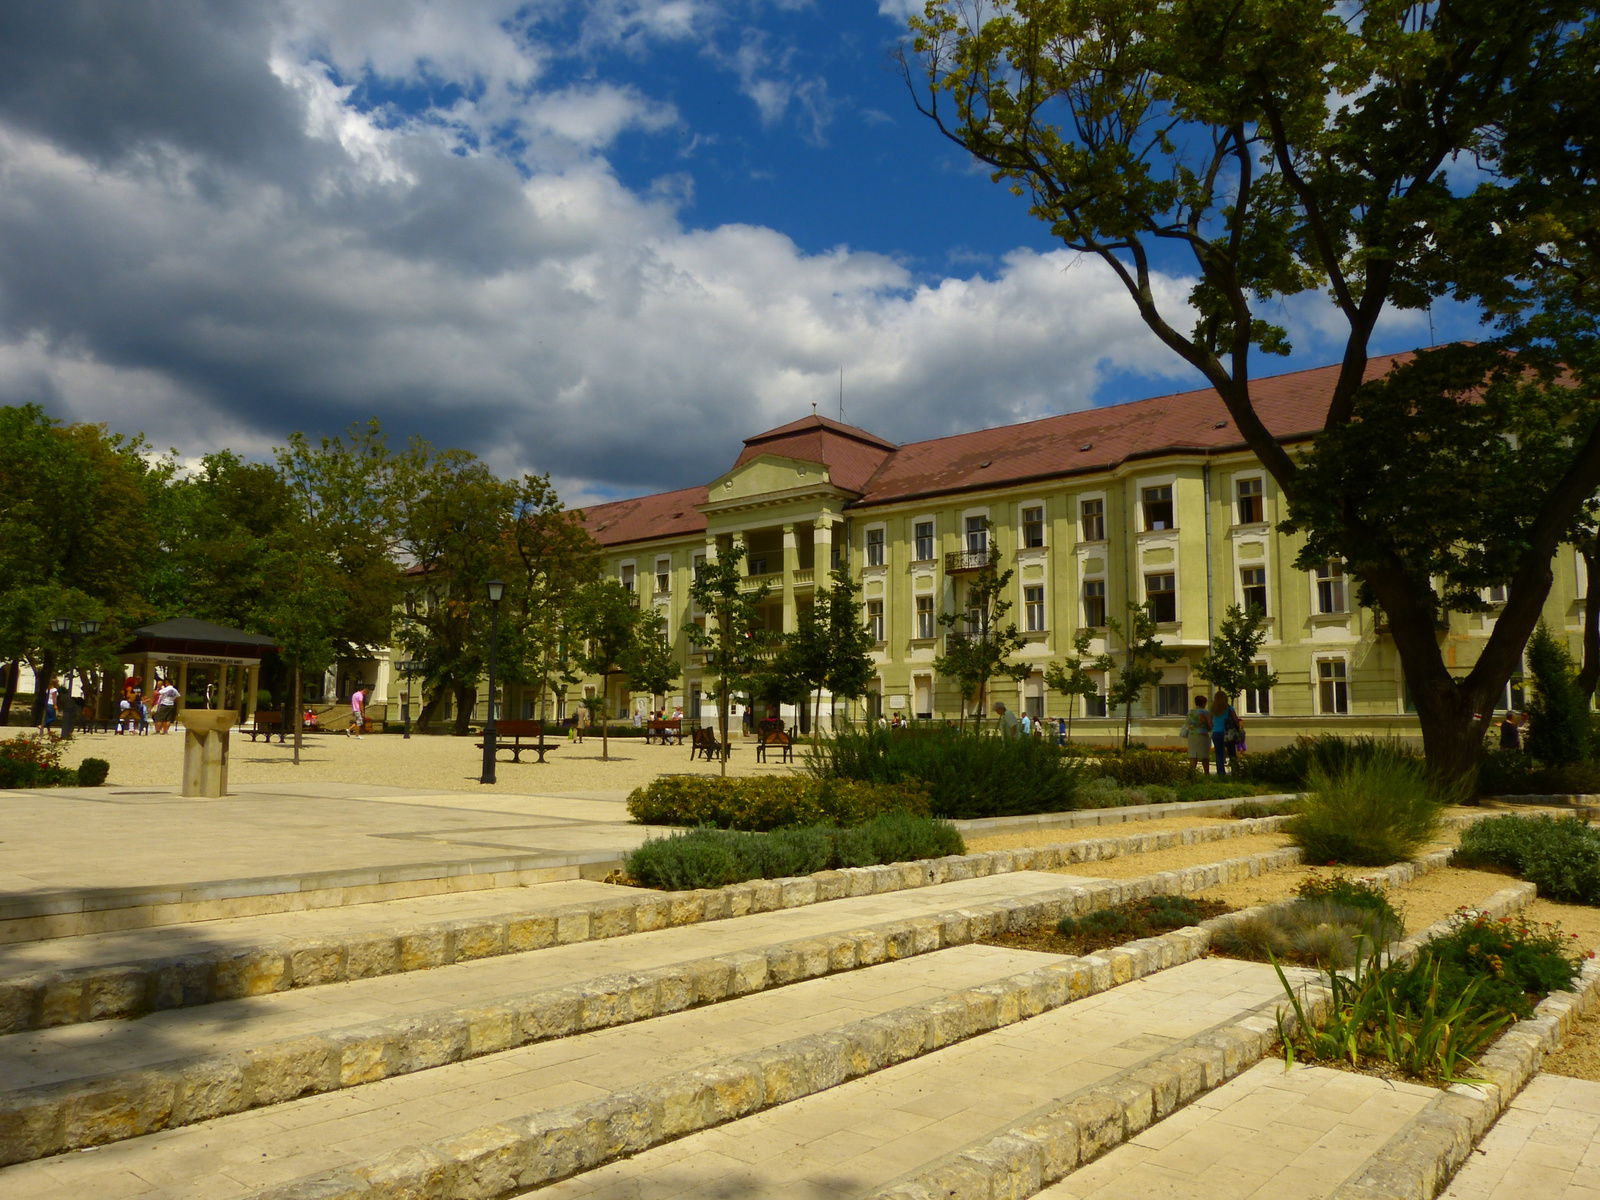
813,517,833,577
782,523,798,632
373,654,392,704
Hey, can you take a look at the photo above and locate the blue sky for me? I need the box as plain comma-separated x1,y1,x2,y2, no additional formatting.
0,1,1479,502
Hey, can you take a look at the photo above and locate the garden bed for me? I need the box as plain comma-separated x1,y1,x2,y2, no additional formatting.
981,893,1234,957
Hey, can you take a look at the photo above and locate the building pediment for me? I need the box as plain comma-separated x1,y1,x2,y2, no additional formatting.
698,453,856,515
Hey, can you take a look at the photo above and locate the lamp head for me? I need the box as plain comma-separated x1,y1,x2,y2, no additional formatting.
486,579,505,603
49,617,71,635
80,618,102,636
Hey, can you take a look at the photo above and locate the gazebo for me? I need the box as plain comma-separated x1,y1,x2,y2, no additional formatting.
122,618,280,722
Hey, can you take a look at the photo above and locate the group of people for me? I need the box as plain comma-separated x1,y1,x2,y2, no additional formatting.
1186,693,1244,777
34,675,183,737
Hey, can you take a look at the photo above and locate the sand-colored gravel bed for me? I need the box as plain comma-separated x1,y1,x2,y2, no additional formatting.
1524,897,1600,1083
2,726,806,794
1045,832,1295,878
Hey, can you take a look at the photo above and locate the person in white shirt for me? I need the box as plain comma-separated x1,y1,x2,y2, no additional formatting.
348,687,365,738
152,682,181,734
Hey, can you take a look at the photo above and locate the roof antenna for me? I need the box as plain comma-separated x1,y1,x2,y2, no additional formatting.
811,400,817,419
838,366,844,424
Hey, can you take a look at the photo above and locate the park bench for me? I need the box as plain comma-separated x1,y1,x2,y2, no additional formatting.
246,710,287,743
689,725,731,762
645,718,682,744
477,718,561,764
755,724,793,764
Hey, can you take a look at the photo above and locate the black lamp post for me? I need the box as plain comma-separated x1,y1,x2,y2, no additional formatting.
49,617,102,735
480,579,504,784
396,660,417,739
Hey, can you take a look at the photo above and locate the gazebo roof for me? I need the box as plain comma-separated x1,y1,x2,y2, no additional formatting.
124,617,280,661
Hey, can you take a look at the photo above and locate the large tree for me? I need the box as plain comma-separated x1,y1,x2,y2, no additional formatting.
934,530,1028,726
573,579,681,761
906,0,1600,782
684,545,774,775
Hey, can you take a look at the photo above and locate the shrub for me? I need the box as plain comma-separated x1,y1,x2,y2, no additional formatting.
1526,621,1591,766
808,724,1082,819
1176,780,1278,805
1286,756,1444,866
1213,898,1404,969
1294,872,1402,927
1234,734,1423,791
1475,751,1600,797
1418,911,1587,1018
0,735,77,789
626,775,930,831
1101,749,1194,788
76,758,110,787
621,812,966,889
1453,813,1600,905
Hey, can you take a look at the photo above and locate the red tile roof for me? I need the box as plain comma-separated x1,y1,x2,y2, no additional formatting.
580,354,1414,546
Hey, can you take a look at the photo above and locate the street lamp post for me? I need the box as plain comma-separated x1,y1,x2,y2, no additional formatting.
396,660,417,739
48,617,102,735
480,580,505,785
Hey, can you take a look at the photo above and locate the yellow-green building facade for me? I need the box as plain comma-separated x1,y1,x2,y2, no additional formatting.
572,356,1585,747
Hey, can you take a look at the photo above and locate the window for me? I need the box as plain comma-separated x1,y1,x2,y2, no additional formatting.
1085,684,1108,717
1022,505,1045,548
1025,677,1045,719
1080,498,1105,542
1236,477,1264,524
965,515,988,554
1243,662,1272,715
1156,684,1188,716
689,686,702,719
693,553,706,582
620,564,635,594
1316,561,1348,613
655,558,671,594
867,690,883,721
916,595,935,640
1025,585,1046,631
748,557,769,575
1084,579,1107,628
1145,572,1177,623
1143,485,1174,531
1241,566,1267,616
830,542,842,569
1318,659,1349,714
867,599,885,642
965,597,984,636
1500,676,1526,711
1487,584,1508,604
914,521,935,561
866,527,885,567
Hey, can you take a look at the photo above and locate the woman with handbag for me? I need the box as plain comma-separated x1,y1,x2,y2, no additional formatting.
1208,692,1238,778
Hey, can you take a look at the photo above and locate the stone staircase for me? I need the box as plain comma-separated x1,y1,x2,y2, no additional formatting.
0,810,1578,1200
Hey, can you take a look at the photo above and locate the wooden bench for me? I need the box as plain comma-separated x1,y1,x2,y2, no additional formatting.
645,718,682,745
690,725,731,762
247,710,288,743
477,719,561,764
756,725,793,764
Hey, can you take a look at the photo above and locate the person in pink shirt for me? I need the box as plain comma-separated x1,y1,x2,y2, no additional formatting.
347,686,365,739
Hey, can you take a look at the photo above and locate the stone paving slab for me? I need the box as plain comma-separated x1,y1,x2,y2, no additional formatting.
0,872,1102,1092
491,958,1296,1200
1036,1060,1439,1200
0,945,1065,1199
1439,1073,1600,1200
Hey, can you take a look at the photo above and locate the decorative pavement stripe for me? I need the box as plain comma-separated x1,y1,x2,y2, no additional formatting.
0,844,1313,1167
1327,957,1600,1200
862,881,1539,1200
0,812,1310,1034
201,855,1493,1200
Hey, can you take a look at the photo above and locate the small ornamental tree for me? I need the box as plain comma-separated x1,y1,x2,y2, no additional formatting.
574,580,681,762
1105,602,1181,748
820,569,878,728
1525,622,1590,767
684,545,773,775
1044,629,1114,743
934,527,1028,727
1195,604,1280,708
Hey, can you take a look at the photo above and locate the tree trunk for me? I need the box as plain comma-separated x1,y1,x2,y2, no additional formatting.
293,663,303,766
601,674,611,762
718,690,729,778
0,661,17,726
1579,540,1600,704
1122,702,1133,748
416,689,445,733
453,683,475,736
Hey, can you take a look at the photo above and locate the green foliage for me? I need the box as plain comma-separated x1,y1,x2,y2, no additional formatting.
934,523,1028,720
75,757,110,787
1043,629,1113,742
1421,912,1587,1019
1100,749,1194,788
573,579,681,760
623,813,965,890
1287,756,1444,866
626,775,932,831
1526,622,1591,767
0,735,77,789
806,723,1082,819
1057,908,1128,939
1215,899,1404,971
1055,894,1210,943
1235,735,1424,791
684,545,774,773
1104,603,1181,747
1453,814,1600,906
1294,874,1402,929
1194,604,1279,702
1474,751,1600,797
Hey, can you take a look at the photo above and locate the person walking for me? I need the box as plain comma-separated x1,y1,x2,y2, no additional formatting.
1185,694,1213,775
992,701,1019,738
347,686,365,738
1209,692,1237,778
152,680,180,733
38,677,60,736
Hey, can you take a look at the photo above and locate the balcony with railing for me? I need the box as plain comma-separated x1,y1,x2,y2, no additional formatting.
944,548,993,573
739,571,784,592
791,568,814,587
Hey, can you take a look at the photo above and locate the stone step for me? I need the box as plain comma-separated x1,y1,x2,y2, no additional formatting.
0,945,1092,1199
0,818,1302,1033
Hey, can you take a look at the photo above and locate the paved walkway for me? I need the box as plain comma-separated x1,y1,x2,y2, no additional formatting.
0,871,1098,1091
1037,1060,1438,1200
1441,1072,1600,1200
0,945,1059,1199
